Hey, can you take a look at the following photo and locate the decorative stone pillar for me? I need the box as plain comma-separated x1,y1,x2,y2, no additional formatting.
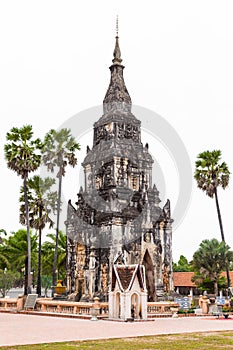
16,294,25,311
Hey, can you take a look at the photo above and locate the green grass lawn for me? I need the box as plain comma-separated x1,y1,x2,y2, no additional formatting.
1,332,233,350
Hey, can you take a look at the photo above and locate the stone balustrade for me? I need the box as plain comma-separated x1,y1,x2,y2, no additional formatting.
0,296,108,317
0,298,18,309
36,299,95,315
0,296,179,317
147,302,179,315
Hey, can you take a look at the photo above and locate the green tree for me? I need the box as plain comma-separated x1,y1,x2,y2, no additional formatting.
192,238,233,295
20,175,57,296
173,255,193,272
4,125,42,294
194,150,230,287
3,229,38,295
0,269,20,297
42,231,67,282
192,276,227,294
0,230,9,269
0,229,7,243
42,128,80,288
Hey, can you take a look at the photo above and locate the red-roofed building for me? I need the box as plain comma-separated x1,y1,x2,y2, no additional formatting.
174,272,233,297
173,272,199,297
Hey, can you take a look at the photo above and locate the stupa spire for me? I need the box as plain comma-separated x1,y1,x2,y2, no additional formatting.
112,16,122,65
103,16,132,113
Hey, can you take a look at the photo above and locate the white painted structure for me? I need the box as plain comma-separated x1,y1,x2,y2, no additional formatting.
109,264,147,320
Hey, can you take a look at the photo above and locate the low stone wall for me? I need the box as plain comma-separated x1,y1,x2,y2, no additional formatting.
35,298,108,317
0,298,18,310
147,302,179,315
0,295,26,311
0,296,108,318
0,296,179,318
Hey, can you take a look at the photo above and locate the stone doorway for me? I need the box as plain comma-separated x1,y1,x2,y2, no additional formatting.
142,250,155,301
77,279,84,301
131,293,139,318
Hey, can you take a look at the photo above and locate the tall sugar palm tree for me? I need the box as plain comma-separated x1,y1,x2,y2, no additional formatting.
20,175,57,296
194,150,230,288
42,128,80,288
4,125,42,294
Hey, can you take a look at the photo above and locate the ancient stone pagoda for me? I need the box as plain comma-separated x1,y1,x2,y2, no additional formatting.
66,33,174,302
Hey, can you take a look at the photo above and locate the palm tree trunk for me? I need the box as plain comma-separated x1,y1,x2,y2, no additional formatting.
36,207,42,296
24,257,28,296
214,188,231,289
214,279,218,296
52,171,62,292
65,234,68,288
24,176,31,295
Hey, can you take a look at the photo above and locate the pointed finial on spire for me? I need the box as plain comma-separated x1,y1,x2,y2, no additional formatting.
116,15,119,37
112,15,122,65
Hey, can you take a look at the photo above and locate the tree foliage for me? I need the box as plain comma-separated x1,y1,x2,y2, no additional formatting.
192,238,233,295
173,255,193,272
19,175,57,295
194,150,231,287
4,125,42,178
41,231,67,282
194,150,230,197
2,229,38,295
42,128,80,288
0,269,20,297
4,125,42,294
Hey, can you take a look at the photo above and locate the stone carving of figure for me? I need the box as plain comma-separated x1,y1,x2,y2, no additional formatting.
144,232,151,243
89,251,96,270
163,265,170,293
95,175,101,189
102,263,108,293
87,173,93,189
199,294,210,314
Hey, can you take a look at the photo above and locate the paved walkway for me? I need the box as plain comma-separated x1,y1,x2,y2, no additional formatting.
1,313,233,346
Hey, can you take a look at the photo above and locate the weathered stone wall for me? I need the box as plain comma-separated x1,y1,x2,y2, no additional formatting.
65,34,173,302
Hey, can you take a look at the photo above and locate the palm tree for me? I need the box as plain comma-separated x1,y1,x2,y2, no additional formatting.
42,231,67,282
20,175,57,296
4,229,38,295
192,238,233,295
42,128,80,288
194,150,230,288
4,125,42,294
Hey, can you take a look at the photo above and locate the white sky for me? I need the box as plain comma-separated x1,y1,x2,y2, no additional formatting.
0,0,233,262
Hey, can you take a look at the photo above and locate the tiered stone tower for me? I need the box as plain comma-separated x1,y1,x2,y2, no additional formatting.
66,33,173,302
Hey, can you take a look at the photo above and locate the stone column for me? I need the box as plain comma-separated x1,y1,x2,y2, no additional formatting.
108,291,114,318
140,291,148,319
